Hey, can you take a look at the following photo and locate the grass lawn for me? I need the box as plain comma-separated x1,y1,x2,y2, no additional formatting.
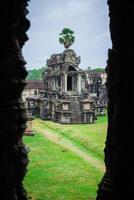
24,115,107,200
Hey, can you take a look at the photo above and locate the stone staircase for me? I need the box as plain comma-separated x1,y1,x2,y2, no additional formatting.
71,100,81,123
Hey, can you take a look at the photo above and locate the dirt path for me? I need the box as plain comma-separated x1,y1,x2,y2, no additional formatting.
33,123,105,172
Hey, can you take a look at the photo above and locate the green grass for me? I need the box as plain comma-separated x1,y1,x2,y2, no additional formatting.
37,116,107,160
24,116,107,200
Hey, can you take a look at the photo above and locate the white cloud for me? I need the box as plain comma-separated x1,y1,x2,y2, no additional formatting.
46,0,90,20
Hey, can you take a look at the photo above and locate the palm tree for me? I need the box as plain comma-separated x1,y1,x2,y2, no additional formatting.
59,28,75,49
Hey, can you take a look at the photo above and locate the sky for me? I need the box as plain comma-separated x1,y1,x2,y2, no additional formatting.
23,0,112,70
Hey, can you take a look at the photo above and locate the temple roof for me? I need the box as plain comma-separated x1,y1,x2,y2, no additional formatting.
46,49,81,67
25,80,44,89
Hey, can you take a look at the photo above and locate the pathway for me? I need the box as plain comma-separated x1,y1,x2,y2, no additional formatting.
33,121,105,172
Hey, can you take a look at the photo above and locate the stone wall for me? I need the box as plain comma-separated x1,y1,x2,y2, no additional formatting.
96,1,134,199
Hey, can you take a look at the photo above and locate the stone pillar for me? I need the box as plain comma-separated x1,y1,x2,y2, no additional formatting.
96,1,134,200
64,73,67,93
55,77,58,90
81,77,85,91
77,74,81,93
75,75,77,92
51,78,53,90
0,1,30,199
55,77,57,90
53,77,55,90
24,116,34,136
50,78,52,90
72,76,75,91
61,75,63,92
48,78,50,90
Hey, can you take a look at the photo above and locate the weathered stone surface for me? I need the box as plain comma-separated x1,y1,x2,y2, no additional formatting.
28,49,97,124
96,1,134,199
0,0,30,199
24,115,34,136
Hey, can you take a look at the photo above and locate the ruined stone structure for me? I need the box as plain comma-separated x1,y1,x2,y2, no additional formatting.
86,70,108,116
39,49,96,123
22,80,44,101
26,49,107,123
24,114,34,136
86,70,107,98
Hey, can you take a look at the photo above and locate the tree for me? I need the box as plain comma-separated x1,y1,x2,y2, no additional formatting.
59,28,75,49
26,67,46,80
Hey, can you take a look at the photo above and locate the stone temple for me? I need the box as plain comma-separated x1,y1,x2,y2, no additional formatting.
27,49,98,123
40,49,96,123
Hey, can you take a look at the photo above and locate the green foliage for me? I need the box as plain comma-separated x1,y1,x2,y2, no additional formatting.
26,66,105,81
26,67,46,80
91,68,105,73
59,28,75,49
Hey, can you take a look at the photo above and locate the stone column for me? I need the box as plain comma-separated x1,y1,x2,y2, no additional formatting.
75,75,77,92
77,74,81,93
96,1,134,199
72,75,76,91
56,77,58,90
61,75,63,92
0,1,30,199
64,73,67,93
24,116,34,136
81,77,85,91
50,78,52,90
53,77,55,90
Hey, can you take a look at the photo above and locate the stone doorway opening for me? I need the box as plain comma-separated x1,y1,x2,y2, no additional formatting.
67,76,72,91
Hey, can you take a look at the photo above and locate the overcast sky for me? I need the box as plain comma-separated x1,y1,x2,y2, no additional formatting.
23,0,112,70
